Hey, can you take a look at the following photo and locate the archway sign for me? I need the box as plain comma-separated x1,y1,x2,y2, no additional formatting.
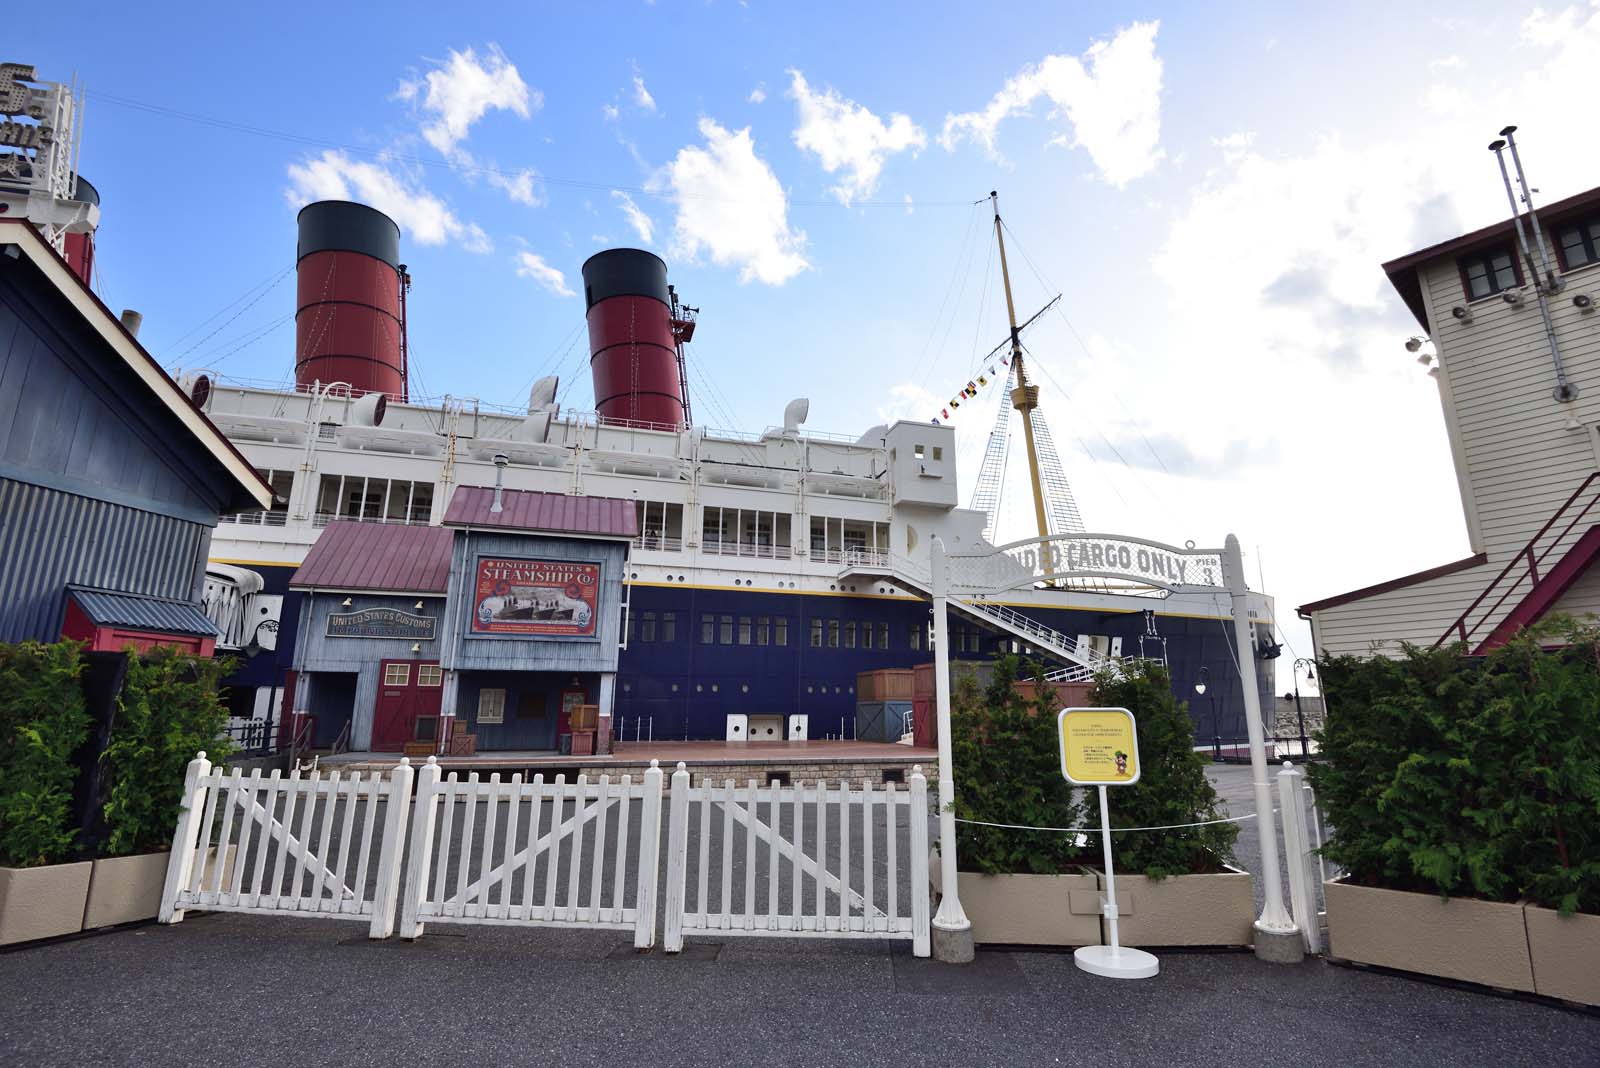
923,531,1300,965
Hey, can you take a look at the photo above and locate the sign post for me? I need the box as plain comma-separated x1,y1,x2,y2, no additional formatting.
1059,706,1159,980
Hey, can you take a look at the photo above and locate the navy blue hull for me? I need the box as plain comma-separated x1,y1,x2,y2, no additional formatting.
219,566,1273,744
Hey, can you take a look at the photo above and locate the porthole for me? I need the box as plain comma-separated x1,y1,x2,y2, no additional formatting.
741,684,749,693
696,684,703,693
623,682,633,693
671,683,679,692
711,684,720,693
806,685,814,694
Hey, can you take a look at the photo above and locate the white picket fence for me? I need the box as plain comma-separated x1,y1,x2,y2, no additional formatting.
159,752,414,938
397,761,664,946
663,767,930,955
159,754,931,956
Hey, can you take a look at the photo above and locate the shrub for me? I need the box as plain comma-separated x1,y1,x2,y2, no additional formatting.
0,640,92,868
950,656,1089,874
1086,660,1238,878
1313,617,1600,915
100,647,235,857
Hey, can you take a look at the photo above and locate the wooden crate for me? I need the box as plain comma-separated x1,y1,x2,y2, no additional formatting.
569,704,599,731
857,669,916,702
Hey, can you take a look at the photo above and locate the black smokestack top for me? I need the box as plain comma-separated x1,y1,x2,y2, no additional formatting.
296,200,401,270
581,248,670,310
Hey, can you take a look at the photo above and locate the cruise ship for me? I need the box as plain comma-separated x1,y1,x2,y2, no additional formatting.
191,199,1276,751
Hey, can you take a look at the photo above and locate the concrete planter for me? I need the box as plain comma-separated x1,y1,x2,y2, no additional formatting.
931,864,1100,946
1524,905,1600,1006
84,852,172,929
1085,865,1255,947
1324,879,1535,992
0,861,93,945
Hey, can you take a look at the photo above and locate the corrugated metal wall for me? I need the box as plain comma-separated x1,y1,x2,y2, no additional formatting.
0,477,210,643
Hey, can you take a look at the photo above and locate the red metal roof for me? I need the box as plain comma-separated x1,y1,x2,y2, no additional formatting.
442,486,637,539
289,522,454,593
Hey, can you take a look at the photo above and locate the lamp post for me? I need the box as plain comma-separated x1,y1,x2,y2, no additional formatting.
1194,667,1220,761
1290,658,1316,759
928,536,973,962
1222,534,1302,962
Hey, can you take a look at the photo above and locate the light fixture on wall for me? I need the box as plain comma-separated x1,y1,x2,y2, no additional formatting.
411,643,422,653
1502,289,1525,307
1404,335,1425,353
1451,305,1474,324
340,597,352,607
1576,293,1595,313
1194,666,1210,696
414,600,425,610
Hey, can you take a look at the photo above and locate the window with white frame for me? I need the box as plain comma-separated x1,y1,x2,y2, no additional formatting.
477,688,506,724
417,665,442,687
383,663,410,686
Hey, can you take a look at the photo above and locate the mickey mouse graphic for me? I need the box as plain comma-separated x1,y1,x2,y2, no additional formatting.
1114,750,1129,776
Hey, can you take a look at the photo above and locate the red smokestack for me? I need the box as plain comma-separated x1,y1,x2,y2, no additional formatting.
295,201,405,400
581,248,687,428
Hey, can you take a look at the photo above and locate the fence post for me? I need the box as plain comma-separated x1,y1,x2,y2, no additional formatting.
399,756,441,940
662,761,691,953
159,751,213,924
633,759,665,950
368,758,415,940
1277,761,1321,955
908,765,931,958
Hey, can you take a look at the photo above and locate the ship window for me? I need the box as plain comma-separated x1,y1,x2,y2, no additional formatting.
910,625,922,652
879,622,891,649
1461,247,1519,300
739,616,752,645
775,617,789,646
828,620,840,648
635,501,685,550
810,619,823,647
661,612,677,643
932,447,943,461
756,616,770,645
1557,217,1600,270
641,611,657,642
701,614,715,644
914,444,925,459
720,615,734,644
844,621,857,649
862,622,874,650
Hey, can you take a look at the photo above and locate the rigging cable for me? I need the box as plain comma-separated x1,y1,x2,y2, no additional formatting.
1000,220,1175,478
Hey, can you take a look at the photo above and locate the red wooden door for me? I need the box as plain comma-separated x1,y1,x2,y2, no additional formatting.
372,661,443,750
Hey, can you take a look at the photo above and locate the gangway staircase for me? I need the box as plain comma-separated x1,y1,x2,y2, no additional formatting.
1436,472,1600,653
838,552,1117,682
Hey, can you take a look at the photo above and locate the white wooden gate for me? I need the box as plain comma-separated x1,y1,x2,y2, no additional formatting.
661,763,931,956
159,752,414,938
397,758,664,946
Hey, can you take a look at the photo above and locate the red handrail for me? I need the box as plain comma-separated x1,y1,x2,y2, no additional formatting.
1436,472,1600,648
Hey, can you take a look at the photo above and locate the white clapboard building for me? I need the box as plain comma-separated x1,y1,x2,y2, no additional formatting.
1301,169,1600,656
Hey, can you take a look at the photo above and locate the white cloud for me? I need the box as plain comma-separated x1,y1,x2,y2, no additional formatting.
612,190,655,243
787,70,925,204
514,251,575,297
602,103,620,122
285,150,490,252
748,84,767,104
489,167,545,207
653,118,810,285
1427,54,1464,73
941,20,1164,187
633,73,657,112
397,44,536,159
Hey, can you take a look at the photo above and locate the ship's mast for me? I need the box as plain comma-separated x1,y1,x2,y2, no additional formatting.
990,191,1051,543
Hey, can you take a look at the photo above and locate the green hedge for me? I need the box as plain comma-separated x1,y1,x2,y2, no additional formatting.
1313,617,1600,915
950,656,1235,878
0,641,92,868
100,647,235,857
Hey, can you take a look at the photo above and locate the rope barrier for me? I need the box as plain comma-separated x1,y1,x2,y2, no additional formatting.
952,808,1275,835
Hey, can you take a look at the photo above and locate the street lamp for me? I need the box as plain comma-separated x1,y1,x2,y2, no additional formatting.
1194,667,1222,761
1290,658,1317,759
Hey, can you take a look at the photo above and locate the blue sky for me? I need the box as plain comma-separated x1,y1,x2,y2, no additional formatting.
16,1,1600,683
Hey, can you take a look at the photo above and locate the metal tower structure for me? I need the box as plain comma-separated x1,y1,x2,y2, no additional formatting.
969,363,1015,543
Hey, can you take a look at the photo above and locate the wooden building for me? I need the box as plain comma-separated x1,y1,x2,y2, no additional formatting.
1301,185,1600,655
288,485,634,753
0,220,271,648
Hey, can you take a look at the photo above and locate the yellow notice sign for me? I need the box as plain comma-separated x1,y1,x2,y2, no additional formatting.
1058,707,1140,786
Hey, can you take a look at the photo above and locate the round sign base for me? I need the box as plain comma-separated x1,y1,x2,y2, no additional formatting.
1074,944,1159,979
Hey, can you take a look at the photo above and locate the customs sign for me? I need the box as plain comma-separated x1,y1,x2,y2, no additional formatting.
471,557,599,637
327,607,437,641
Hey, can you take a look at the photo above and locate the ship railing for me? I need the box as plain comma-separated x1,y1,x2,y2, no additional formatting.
833,547,892,569
632,535,685,552
312,511,432,530
218,510,289,527
700,538,793,560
